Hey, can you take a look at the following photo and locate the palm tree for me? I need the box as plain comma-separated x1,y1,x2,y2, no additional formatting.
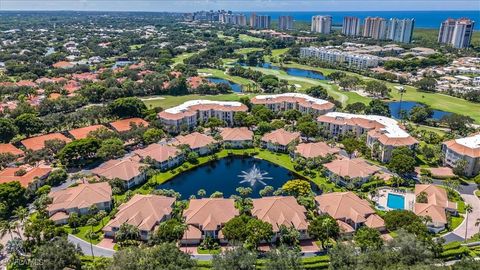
464,204,473,242
86,218,97,259
13,207,28,239
397,86,406,124
0,220,16,240
475,218,480,234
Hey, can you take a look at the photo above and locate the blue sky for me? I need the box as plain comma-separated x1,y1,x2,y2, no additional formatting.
0,0,479,12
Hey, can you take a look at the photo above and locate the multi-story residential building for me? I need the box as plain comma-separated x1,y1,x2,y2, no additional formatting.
442,134,480,177
181,198,238,245
311,15,332,34
261,129,301,152
438,18,475,49
250,93,335,115
221,13,247,26
363,17,387,40
158,100,248,132
103,194,175,241
171,132,217,155
250,13,271,29
252,196,309,242
342,16,361,36
323,158,385,186
48,182,112,224
133,144,184,171
315,192,385,233
300,47,380,69
91,156,146,189
220,127,254,148
414,185,457,233
279,16,294,30
317,112,418,162
386,18,415,43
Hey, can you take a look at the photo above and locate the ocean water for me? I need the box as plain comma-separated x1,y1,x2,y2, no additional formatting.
243,11,480,29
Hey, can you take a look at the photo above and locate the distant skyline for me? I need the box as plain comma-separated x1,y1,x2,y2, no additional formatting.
0,0,479,12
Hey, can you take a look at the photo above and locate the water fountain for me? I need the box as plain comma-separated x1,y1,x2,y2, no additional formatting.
238,164,272,186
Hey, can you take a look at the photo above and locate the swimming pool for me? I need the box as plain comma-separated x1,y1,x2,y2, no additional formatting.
387,193,405,210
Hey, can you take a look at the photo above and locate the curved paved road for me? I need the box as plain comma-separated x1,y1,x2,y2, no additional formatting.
68,235,115,258
439,182,480,243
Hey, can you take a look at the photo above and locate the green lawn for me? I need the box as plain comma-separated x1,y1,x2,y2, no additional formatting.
197,248,221,254
238,34,265,43
198,68,255,86
64,216,111,245
412,124,448,136
171,52,197,67
281,62,480,123
129,44,143,50
255,148,339,191
476,190,480,198
450,216,465,231
250,65,370,104
271,48,289,57
235,47,264,54
142,93,253,109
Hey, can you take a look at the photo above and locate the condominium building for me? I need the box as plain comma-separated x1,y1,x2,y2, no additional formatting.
342,16,361,36
300,47,380,69
442,134,480,177
157,100,248,132
220,13,247,26
250,13,271,29
279,16,294,30
386,18,415,43
317,112,418,162
250,93,335,115
311,15,332,34
438,18,475,49
363,17,387,40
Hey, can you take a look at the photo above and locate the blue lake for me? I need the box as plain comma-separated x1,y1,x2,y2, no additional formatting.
389,101,451,120
157,156,313,199
239,62,328,80
206,77,243,93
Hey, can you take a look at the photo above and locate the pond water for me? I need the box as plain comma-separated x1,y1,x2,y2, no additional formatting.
205,77,242,93
239,62,328,80
112,60,133,69
389,101,451,120
45,47,55,56
157,156,313,199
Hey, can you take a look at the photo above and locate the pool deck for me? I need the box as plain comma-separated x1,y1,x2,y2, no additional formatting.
372,188,415,211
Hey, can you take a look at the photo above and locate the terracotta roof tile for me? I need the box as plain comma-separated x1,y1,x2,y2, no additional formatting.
104,194,175,232
0,143,24,156
295,142,339,159
220,127,253,142
48,182,112,213
184,198,238,231
68,125,108,140
21,133,72,151
261,129,301,146
252,196,308,232
109,118,149,132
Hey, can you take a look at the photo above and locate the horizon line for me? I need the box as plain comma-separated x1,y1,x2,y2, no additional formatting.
0,9,478,12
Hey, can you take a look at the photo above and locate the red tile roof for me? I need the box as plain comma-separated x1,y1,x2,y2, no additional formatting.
21,133,72,151
0,143,24,156
0,166,52,188
295,142,339,159
261,129,301,146
109,118,149,132
68,125,108,140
